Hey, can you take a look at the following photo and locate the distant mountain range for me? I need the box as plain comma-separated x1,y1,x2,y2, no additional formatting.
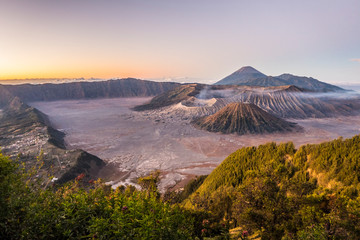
1,74,358,140
0,78,180,107
214,66,344,92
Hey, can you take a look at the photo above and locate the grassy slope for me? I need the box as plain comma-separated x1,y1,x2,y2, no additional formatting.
193,136,360,195
184,135,360,239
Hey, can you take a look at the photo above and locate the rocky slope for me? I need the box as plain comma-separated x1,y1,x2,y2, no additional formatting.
277,73,344,92
192,103,301,134
214,66,344,92
0,85,14,107
230,85,356,118
0,78,182,186
133,83,205,111
231,76,292,87
135,84,360,120
0,97,105,184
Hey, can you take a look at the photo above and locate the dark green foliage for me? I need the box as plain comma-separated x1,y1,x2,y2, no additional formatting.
301,136,360,187
186,136,360,239
180,175,208,201
195,142,296,194
0,154,18,225
137,170,161,194
3,134,360,239
164,175,208,204
0,153,212,240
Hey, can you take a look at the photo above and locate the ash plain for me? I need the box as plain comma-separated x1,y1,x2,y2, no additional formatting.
30,98,360,191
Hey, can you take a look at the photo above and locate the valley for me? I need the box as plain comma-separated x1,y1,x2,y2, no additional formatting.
2,1,360,237
30,97,360,191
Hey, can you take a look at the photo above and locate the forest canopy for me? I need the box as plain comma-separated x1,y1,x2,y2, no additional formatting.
185,135,360,239
1,135,360,239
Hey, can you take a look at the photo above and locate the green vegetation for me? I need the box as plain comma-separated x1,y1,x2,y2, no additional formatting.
186,136,360,239
0,153,227,239
164,175,208,204
2,135,360,239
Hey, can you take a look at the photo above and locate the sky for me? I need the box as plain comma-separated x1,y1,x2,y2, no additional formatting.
0,0,359,84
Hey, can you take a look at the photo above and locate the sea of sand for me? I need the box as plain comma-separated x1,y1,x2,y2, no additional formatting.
30,98,360,191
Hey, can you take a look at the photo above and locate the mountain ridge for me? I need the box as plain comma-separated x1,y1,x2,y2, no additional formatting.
214,66,344,92
0,78,180,107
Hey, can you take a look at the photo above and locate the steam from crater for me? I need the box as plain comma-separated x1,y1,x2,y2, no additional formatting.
196,86,237,99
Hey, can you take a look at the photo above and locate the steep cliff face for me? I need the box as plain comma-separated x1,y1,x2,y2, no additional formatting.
192,103,301,135
1,78,180,103
0,98,105,184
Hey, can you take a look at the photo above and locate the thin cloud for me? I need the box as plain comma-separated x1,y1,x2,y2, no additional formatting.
350,58,360,62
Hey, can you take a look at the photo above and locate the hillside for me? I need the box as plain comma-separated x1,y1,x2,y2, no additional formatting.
214,66,344,92
0,97,105,184
0,78,180,106
192,103,300,134
133,83,204,111
234,76,291,87
185,136,360,239
193,135,360,196
277,73,344,92
233,86,356,118
0,85,14,107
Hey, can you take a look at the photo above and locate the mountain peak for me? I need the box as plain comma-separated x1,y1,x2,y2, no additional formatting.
235,66,263,74
215,67,344,92
192,102,301,135
277,73,298,80
214,66,266,85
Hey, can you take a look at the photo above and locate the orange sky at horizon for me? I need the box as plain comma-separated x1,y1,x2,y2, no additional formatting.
0,68,163,81
0,57,183,81
0,45,196,81
1,1,359,84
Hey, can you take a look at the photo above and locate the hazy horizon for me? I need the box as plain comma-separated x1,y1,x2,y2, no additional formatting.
1,0,359,84
1,74,360,90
